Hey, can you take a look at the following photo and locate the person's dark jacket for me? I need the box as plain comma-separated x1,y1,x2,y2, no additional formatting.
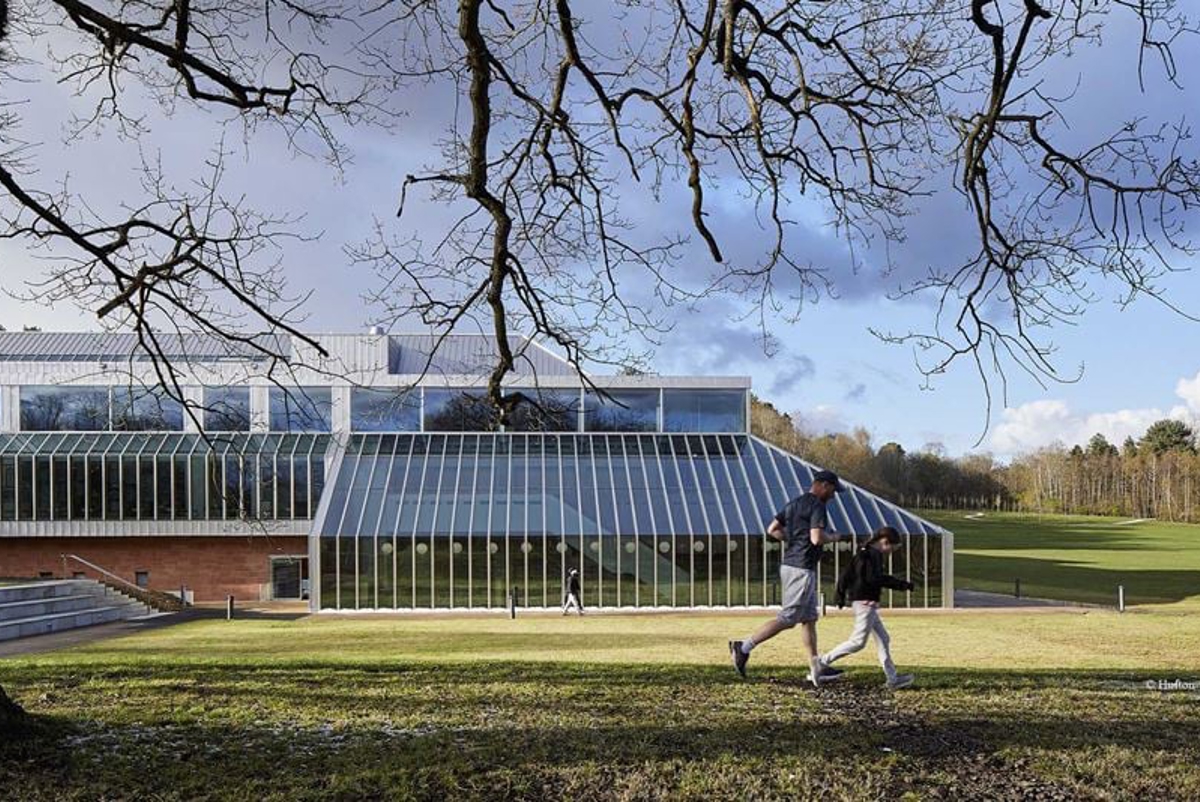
567,573,580,596
835,546,914,607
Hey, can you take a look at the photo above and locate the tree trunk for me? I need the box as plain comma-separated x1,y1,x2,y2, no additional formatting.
0,683,25,725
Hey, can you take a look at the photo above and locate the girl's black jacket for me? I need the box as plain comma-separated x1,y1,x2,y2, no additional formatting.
834,546,915,607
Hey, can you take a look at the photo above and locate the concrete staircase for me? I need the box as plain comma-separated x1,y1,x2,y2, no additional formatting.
0,580,155,642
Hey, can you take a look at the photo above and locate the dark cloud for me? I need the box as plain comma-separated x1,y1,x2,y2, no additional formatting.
844,383,867,403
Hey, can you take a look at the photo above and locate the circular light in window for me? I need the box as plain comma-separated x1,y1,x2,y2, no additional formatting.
415,543,429,555
555,542,568,554
624,542,636,554
728,540,738,552
452,542,464,554
589,541,600,552
520,541,533,554
488,542,500,554
658,541,670,553
381,542,394,555
693,540,705,553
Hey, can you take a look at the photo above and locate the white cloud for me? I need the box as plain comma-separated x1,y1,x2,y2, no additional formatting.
989,371,1200,456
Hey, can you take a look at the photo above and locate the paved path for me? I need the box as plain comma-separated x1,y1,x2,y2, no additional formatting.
954,589,1101,610
0,604,308,659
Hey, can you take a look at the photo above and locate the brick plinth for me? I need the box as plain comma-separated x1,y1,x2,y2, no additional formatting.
0,537,308,602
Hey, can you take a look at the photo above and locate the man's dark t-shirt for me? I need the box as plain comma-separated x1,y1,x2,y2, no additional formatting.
774,493,829,570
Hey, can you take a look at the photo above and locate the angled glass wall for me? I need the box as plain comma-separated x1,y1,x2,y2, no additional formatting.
314,433,947,611
0,433,329,522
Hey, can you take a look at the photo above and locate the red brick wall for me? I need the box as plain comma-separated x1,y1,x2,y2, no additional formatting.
0,537,308,602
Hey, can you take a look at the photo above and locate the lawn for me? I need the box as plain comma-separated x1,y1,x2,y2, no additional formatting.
3,611,1199,800
922,511,1200,607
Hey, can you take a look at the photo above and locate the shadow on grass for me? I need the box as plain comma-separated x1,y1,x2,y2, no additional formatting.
3,661,1198,799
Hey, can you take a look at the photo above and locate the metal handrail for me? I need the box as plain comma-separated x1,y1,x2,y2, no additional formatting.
60,553,185,611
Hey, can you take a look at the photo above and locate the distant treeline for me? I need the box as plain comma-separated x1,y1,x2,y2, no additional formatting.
751,398,1200,522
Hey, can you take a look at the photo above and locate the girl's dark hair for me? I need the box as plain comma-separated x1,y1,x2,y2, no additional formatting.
866,526,900,547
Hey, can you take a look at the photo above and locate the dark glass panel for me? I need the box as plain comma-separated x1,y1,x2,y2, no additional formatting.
319,538,339,609
19,386,108,431
583,389,658,432
121,456,139,519
507,388,580,432
51,456,69,520
203,387,251,431
112,387,184,431
662,389,746,433
268,387,332,432
293,458,310,518
173,455,189,519
351,387,420,432
105,457,122,520
0,457,15,520
423,390,499,432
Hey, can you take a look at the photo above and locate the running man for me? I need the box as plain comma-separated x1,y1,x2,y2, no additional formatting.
729,469,848,686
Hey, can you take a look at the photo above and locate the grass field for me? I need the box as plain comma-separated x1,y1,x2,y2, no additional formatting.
923,511,1200,607
3,610,1200,800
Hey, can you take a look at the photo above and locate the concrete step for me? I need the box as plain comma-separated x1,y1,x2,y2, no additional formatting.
0,601,149,642
0,593,136,622
0,580,89,604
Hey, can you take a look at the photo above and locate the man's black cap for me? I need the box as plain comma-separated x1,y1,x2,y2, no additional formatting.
812,470,845,492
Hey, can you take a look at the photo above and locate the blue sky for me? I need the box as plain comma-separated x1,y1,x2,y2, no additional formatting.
2,5,1199,460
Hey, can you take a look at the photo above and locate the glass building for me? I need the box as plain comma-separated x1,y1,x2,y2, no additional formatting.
0,331,953,609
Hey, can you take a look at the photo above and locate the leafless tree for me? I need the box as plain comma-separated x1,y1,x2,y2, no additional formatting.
1,1,1198,430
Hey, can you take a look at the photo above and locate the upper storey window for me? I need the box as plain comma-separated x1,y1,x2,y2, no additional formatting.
204,387,251,431
583,389,659,432
269,387,333,432
19,386,109,431
662,390,746,433
351,387,420,432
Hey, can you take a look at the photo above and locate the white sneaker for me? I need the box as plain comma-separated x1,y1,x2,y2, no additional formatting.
886,673,914,689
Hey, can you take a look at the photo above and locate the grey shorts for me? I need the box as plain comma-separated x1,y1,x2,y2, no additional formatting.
777,565,819,625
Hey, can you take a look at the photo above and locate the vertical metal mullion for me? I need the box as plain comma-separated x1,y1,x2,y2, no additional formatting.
681,437,712,606
589,436,603,606
390,436,416,609
411,436,432,609
333,443,367,611
431,436,449,608
605,437,622,607
487,433,498,608
731,438,765,606
697,436,729,607
540,435,548,607
466,435,479,608
504,434,513,607
635,437,658,606
620,436,640,607
573,435,584,605
369,438,399,609
664,436,693,607
448,435,465,609
745,442,777,606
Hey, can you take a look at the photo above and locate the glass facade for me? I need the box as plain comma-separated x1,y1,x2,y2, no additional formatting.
112,386,184,431
19,386,110,431
507,388,581,432
269,387,333,432
583,389,659,432
315,433,947,610
0,433,329,521
663,389,746,432
424,389,499,432
204,387,251,431
351,387,420,432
